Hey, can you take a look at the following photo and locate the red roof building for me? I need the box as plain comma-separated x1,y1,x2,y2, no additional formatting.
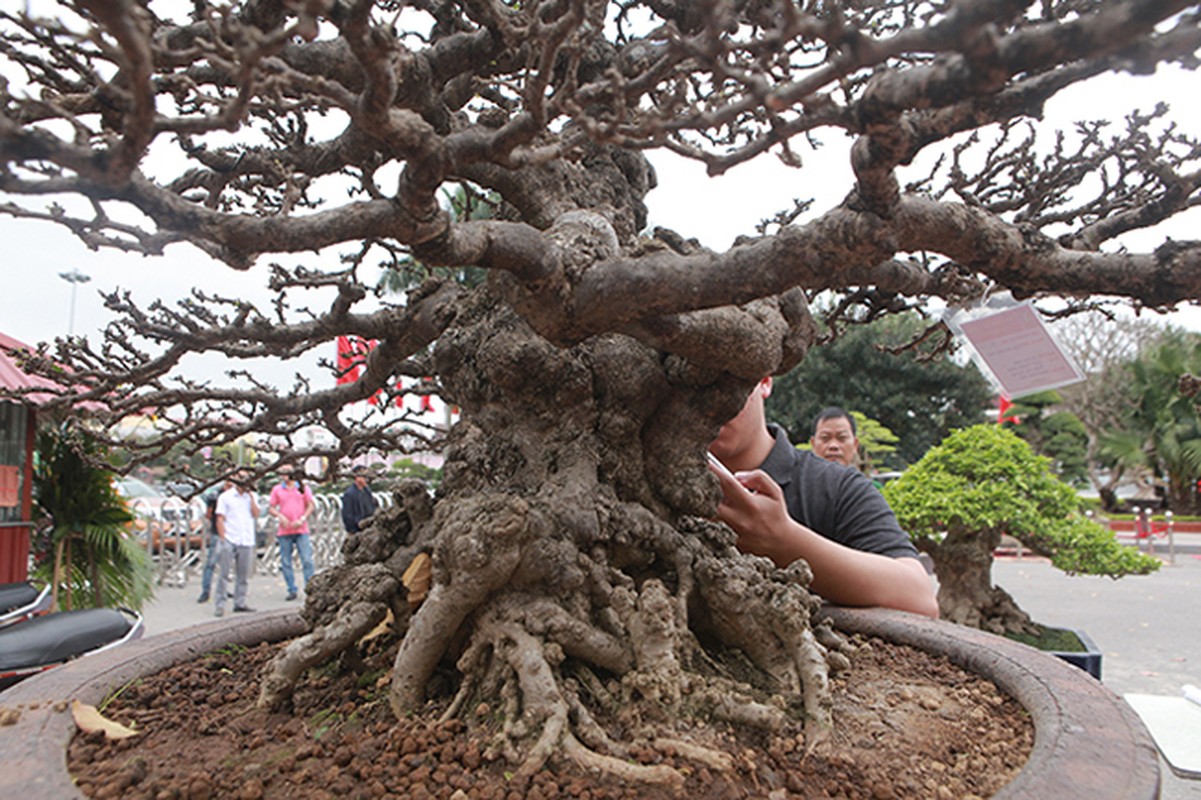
0,332,60,583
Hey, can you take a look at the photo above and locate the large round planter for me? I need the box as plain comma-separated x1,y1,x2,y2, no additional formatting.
0,607,1160,799
822,607,1160,799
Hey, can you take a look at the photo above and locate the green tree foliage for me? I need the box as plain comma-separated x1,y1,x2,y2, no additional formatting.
1102,330,1201,511
1040,412,1090,487
32,427,155,612
768,314,992,466
849,411,897,473
387,458,443,488
1005,391,1090,487
885,425,1158,633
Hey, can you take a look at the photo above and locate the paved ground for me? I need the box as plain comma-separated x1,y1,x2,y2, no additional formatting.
137,543,1201,798
139,568,301,636
994,548,1201,798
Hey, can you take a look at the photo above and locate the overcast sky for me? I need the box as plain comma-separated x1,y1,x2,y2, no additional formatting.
1,59,1199,393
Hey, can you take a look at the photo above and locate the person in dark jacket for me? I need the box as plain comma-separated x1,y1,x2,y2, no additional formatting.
196,480,232,603
341,466,378,533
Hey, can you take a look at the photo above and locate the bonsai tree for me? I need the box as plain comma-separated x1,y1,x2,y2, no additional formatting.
848,411,900,474
32,425,155,612
1,0,1199,789
884,425,1159,634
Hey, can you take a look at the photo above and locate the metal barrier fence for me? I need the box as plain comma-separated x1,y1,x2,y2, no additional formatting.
1086,507,1177,565
127,492,392,588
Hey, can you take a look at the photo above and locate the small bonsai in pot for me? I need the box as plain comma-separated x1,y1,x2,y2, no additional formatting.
884,425,1159,652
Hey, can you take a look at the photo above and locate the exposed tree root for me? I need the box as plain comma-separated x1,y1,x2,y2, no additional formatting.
957,584,1039,637
564,733,685,788
292,495,846,785
652,736,735,772
695,685,788,732
564,689,629,758
390,493,538,717
499,622,570,781
692,550,835,736
258,564,398,710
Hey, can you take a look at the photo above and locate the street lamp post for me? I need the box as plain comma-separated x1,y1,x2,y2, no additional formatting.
58,268,91,335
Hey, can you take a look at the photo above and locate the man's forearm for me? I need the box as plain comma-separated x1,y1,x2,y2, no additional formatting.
769,520,937,617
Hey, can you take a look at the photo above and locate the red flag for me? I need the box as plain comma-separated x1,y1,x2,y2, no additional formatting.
338,338,413,408
997,395,1020,425
335,335,362,386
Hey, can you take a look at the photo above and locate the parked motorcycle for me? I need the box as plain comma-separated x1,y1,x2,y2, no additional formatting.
0,582,144,691
0,580,52,628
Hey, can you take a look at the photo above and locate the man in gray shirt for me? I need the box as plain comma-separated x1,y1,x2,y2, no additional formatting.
709,378,937,617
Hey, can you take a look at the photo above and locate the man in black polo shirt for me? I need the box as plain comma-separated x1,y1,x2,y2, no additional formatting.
709,377,937,617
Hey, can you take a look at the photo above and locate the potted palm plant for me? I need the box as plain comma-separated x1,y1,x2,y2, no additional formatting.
31,425,155,612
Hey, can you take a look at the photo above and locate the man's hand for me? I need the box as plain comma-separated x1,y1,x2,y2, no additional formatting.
710,465,793,565
708,461,938,618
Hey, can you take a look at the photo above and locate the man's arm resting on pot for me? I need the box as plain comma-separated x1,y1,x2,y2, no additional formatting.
714,468,938,618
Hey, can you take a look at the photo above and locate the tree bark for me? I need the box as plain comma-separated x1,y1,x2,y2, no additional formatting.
260,282,850,784
929,528,1036,636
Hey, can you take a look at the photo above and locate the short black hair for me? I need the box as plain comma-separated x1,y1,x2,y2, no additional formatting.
812,406,856,436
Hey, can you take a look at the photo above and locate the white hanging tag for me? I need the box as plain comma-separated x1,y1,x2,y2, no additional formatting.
955,302,1084,398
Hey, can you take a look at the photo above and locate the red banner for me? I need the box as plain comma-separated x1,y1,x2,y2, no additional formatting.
335,335,365,385
335,338,436,413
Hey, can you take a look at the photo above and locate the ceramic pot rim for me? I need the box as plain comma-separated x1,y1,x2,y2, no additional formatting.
0,606,1160,799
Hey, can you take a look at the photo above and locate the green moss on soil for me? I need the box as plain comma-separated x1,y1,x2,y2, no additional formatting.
1004,625,1086,653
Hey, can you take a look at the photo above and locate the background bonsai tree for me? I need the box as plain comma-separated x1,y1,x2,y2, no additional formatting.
846,411,901,475
0,0,1199,789
767,312,993,467
32,425,155,612
884,425,1160,634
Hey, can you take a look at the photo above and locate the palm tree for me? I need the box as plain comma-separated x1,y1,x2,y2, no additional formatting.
32,426,155,611
1102,331,1201,511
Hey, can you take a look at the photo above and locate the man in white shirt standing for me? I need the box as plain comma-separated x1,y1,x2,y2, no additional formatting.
214,471,260,617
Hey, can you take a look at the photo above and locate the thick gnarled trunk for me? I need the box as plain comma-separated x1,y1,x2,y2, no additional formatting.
928,528,1036,636
259,285,847,786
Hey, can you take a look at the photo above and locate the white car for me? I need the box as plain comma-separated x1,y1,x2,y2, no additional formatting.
115,477,202,552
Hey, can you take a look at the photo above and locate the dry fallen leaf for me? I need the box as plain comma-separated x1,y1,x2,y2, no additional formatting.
71,699,138,740
402,552,432,609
